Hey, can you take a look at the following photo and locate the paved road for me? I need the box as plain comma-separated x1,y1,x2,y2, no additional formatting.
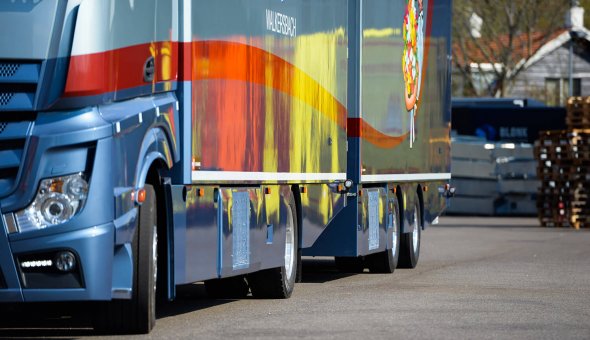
1,217,590,339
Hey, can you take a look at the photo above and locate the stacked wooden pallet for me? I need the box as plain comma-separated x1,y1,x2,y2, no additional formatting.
536,97,590,228
565,97,590,130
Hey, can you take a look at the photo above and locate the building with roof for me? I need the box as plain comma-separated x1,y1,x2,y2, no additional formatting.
510,26,590,106
453,4,590,106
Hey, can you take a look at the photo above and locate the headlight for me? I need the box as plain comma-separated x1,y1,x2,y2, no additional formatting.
14,173,88,233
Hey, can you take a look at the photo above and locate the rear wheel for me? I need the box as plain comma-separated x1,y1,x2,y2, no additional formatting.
249,193,298,299
398,197,421,269
367,198,401,273
94,184,158,334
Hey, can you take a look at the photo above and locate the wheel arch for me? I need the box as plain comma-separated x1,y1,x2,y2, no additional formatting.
135,128,175,301
135,127,174,190
290,184,303,283
290,185,303,249
416,184,425,229
395,185,405,233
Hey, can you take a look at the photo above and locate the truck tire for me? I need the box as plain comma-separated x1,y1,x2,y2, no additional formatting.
204,276,249,299
94,184,158,334
398,198,421,269
249,193,298,299
367,199,400,273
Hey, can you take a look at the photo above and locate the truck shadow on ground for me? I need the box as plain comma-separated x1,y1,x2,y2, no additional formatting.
0,258,355,337
0,291,234,338
437,216,541,228
301,257,357,283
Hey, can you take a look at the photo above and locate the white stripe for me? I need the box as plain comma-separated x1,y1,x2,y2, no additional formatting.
182,0,192,42
361,173,451,183
192,171,347,182
72,2,175,55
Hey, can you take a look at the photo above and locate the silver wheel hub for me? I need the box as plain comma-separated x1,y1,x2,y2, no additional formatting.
391,210,398,254
152,225,158,294
412,208,419,252
285,207,295,281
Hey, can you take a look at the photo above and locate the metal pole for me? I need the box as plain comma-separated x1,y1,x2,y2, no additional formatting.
569,35,573,99
346,0,362,184
568,0,577,99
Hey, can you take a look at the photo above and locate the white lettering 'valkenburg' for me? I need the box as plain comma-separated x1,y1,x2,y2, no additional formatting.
266,9,296,38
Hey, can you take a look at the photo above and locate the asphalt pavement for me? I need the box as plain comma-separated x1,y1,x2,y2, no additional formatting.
1,216,590,339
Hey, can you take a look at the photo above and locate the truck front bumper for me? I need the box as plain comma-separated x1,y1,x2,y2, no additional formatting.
0,220,126,302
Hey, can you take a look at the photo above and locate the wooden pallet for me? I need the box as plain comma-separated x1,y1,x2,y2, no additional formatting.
539,216,573,228
538,213,590,229
566,97,590,130
535,146,590,157
535,122,590,228
537,130,590,146
566,117,590,130
537,176,590,186
538,178,590,186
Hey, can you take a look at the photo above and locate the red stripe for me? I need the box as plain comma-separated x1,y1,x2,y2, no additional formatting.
347,118,362,138
63,41,179,97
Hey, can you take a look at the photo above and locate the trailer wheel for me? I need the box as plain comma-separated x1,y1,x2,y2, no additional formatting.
367,199,401,273
249,193,298,299
398,198,421,268
204,276,249,299
94,184,158,334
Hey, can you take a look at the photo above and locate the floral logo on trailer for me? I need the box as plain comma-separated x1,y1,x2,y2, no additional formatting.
402,0,425,148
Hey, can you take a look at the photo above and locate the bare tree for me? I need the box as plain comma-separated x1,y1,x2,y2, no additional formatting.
452,0,570,97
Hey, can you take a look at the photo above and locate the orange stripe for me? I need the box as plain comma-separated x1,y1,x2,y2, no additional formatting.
192,40,418,149
360,119,408,148
192,40,348,130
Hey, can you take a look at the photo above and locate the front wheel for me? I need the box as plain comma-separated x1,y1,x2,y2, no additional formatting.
249,192,299,299
94,184,158,334
398,198,421,269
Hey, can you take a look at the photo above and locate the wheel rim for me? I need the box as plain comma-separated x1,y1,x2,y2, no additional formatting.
412,206,419,252
152,225,158,295
284,206,295,282
391,208,398,255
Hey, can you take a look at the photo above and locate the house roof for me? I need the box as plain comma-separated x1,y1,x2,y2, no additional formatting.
524,27,590,68
454,29,568,66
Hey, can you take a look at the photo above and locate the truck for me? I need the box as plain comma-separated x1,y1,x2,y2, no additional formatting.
0,0,452,333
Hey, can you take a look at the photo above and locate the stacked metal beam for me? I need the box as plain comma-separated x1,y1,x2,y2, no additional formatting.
449,137,538,216
535,97,590,229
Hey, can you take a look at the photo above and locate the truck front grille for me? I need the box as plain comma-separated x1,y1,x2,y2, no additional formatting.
0,93,14,106
0,116,32,197
0,63,20,77
0,60,41,111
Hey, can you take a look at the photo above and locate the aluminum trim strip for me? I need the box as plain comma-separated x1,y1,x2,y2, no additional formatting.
361,173,452,183
2,213,18,234
192,171,347,182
